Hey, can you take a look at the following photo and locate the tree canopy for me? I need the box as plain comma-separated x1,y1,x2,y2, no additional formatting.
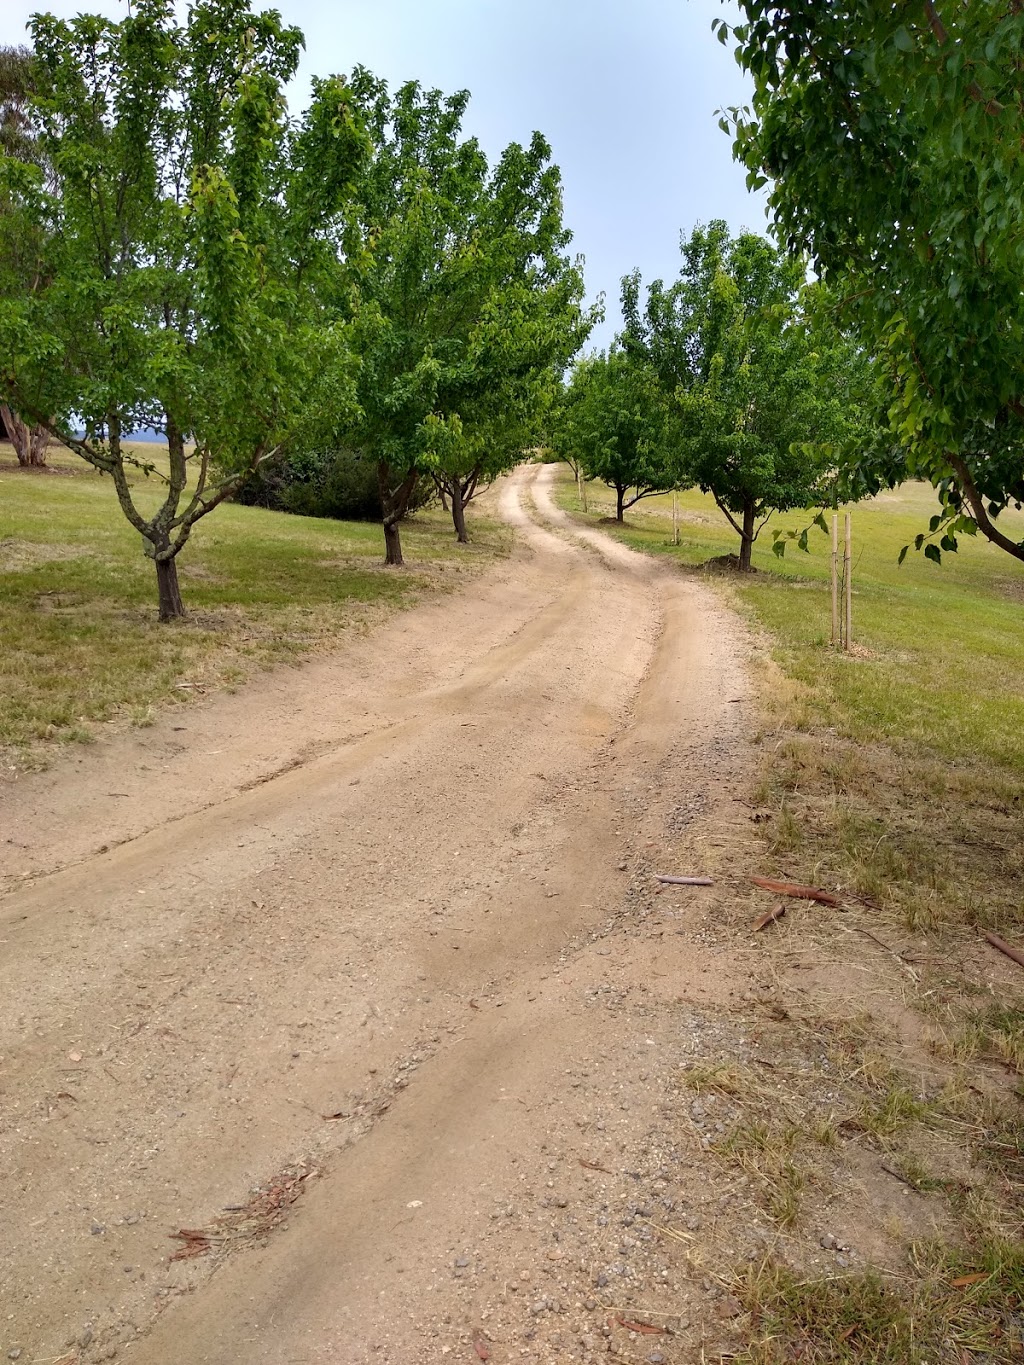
622,222,873,568
0,43,51,465
553,349,673,522
326,70,594,563
718,2,1024,564
0,0,368,616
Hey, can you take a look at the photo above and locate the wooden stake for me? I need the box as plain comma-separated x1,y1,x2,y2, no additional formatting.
830,514,839,648
844,512,852,651
672,489,679,546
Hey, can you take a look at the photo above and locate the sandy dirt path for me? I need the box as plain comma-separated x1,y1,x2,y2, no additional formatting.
1,465,763,1365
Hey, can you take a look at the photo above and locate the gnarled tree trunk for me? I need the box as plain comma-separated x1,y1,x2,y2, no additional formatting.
155,554,185,620
1,404,50,466
379,460,419,567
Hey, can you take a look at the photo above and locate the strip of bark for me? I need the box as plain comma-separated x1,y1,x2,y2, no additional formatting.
983,931,1024,970
655,874,714,886
751,876,841,907
753,903,787,932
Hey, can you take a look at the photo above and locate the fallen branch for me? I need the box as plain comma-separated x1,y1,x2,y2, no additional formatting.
753,903,787,932
655,874,714,886
751,876,840,907
983,931,1024,970
615,1316,668,1335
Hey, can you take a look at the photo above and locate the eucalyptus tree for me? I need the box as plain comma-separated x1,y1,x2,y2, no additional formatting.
717,3,1024,563
334,71,594,564
0,0,367,617
0,44,50,466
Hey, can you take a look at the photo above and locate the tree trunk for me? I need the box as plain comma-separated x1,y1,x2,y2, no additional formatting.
30,424,50,465
451,480,468,543
616,484,625,522
378,460,418,567
1,404,50,467
738,501,756,571
383,519,404,566
155,555,185,620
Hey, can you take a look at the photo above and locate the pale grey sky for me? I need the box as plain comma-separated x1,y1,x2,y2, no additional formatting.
1,0,767,346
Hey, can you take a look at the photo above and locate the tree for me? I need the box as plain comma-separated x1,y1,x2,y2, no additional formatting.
624,224,871,569
333,71,593,563
717,3,1024,564
0,45,50,467
554,349,673,522
0,0,367,618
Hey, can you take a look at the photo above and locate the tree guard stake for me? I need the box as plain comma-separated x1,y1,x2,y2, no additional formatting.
844,512,853,651
831,513,839,647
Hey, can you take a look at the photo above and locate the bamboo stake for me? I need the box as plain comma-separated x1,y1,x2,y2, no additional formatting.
844,512,852,651
830,514,839,648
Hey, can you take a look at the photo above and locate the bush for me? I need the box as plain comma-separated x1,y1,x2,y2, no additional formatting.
233,449,435,522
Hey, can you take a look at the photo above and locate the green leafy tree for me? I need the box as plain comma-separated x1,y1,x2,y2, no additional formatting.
0,0,367,618
717,3,1024,564
625,224,871,569
0,44,50,466
554,349,673,522
334,71,594,563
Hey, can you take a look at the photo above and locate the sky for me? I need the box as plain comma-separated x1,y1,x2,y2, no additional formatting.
0,0,768,348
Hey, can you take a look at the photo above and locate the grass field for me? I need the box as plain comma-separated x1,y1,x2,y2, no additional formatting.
559,473,1024,935
559,474,1024,1362
0,442,507,765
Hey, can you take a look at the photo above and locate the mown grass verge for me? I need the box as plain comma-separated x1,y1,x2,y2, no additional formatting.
0,443,507,766
557,473,1024,935
557,470,1024,1360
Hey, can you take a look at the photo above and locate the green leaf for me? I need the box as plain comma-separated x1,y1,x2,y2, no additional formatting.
924,543,942,564
897,544,909,566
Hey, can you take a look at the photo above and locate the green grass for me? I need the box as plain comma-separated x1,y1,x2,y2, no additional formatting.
555,472,1024,1360
560,477,1024,776
0,442,506,763
558,473,1024,933
732,1238,1024,1363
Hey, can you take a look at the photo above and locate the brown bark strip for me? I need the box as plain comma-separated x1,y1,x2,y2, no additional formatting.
983,931,1024,970
751,876,841,907
753,902,787,932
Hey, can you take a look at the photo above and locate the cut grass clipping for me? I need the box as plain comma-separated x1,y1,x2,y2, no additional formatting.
0,444,508,764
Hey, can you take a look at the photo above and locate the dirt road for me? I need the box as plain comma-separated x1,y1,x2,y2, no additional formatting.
1,464,765,1364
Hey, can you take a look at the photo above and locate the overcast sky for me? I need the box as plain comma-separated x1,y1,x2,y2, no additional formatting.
1,0,767,348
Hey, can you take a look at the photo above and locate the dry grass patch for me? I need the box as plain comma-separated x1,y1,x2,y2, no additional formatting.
731,1237,1024,1363
0,446,509,766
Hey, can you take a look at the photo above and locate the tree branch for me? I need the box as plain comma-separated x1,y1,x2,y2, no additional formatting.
711,489,745,539
947,451,1024,563
923,1,1004,113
